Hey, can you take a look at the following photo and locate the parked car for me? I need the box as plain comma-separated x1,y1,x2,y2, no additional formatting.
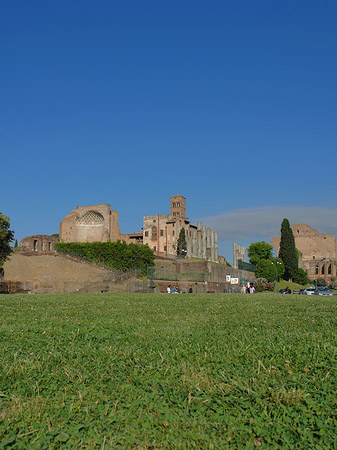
314,287,333,296
298,289,305,295
303,287,316,295
279,289,291,294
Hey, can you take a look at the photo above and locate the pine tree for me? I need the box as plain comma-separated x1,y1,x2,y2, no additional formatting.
279,218,298,281
176,228,187,258
14,239,18,248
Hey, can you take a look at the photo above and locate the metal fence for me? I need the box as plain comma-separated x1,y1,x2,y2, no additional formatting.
238,260,256,273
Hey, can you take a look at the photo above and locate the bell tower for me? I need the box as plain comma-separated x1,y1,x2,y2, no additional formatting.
170,195,186,219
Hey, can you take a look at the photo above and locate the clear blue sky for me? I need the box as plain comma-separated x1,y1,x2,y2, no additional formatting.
2,1,337,262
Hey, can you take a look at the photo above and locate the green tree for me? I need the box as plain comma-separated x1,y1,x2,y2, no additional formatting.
176,228,187,258
247,241,273,265
279,218,298,281
293,268,309,285
255,258,285,282
0,213,14,266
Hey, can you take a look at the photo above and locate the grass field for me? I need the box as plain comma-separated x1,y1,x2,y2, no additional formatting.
1,292,337,449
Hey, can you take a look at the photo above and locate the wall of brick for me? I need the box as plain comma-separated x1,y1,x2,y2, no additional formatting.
2,253,139,294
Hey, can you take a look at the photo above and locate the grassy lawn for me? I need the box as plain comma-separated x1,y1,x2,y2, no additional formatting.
1,292,337,449
275,280,312,291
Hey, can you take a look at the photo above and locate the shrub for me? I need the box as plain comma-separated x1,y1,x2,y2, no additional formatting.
293,268,310,285
255,258,285,282
54,241,154,275
254,278,273,292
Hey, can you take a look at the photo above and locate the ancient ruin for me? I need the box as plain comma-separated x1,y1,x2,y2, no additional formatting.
20,234,59,253
271,223,337,282
143,195,219,262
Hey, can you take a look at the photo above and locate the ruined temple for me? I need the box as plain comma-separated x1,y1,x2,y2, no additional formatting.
58,204,143,244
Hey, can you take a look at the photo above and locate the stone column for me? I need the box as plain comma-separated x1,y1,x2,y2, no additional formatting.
202,225,207,259
197,222,202,258
211,229,215,262
324,262,329,280
214,232,218,262
206,227,211,260
332,261,337,278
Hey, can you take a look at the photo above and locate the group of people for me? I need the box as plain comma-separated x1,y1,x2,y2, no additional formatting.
241,285,255,294
167,285,183,294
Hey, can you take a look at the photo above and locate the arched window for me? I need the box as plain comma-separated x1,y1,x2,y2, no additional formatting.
321,265,325,275
315,265,319,275
328,264,332,275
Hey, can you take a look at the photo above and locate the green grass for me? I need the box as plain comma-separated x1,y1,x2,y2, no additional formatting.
275,280,310,291
1,293,337,449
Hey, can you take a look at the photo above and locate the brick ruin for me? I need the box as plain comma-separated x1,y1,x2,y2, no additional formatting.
143,195,219,262
271,223,337,282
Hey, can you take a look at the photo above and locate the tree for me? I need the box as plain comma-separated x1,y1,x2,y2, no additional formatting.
247,241,273,265
279,218,298,281
176,228,187,258
0,213,14,266
293,268,309,285
255,258,285,282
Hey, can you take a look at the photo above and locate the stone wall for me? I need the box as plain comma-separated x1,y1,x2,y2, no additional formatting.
151,258,255,293
2,253,140,294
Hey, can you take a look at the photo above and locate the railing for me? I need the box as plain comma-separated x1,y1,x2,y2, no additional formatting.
147,266,205,282
238,260,256,273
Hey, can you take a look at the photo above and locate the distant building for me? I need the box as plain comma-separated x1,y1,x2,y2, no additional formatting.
24,196,219,263
271,224,337,281
59,204,142,244
143,195,219,262
20,235,59,253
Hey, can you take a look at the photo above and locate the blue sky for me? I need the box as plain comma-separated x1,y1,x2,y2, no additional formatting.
2,1,337,262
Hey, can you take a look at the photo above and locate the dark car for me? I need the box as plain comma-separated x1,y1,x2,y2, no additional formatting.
279,289,291,294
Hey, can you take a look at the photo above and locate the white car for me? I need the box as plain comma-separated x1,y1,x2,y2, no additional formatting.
303,287,316,295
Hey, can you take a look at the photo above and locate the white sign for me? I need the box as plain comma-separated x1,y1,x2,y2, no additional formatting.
226,274,231,283
231,277,239,285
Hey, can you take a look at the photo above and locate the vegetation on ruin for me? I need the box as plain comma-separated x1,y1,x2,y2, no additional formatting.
1,292,337,449
0,212,14,267
54,241,154,275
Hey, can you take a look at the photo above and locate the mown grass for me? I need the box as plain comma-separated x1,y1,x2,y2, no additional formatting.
1,292,337,449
